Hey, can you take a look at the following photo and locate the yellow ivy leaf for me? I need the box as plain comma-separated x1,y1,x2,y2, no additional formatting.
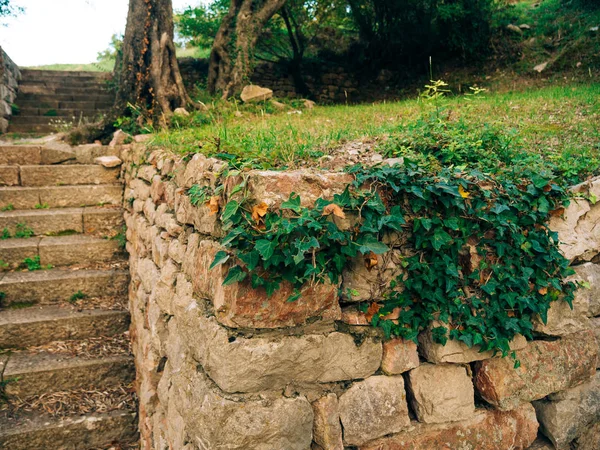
459,185,471,199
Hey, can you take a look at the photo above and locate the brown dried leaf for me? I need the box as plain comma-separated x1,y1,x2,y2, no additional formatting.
322,203,346,219
550,207,565,218
538,287,548,295
364,251,378,271
365,302,382,322
252,202,269,222
207,196,220,216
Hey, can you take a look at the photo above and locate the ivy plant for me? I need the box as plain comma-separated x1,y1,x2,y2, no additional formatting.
212,160,576,357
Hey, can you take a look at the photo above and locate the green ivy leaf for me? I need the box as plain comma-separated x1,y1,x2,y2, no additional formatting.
281,193,302,213
210,251,230,269
255,239,277,261
221,200,240,223
431,228,452,251
358,235,390,255
287,290,302,303
222,266,247,286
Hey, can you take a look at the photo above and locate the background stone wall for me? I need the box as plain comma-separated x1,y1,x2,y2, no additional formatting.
122,144,600,450
178,58,359,103
0,47,20,133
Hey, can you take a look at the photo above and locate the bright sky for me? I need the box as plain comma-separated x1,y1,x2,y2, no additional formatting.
1,0,200,67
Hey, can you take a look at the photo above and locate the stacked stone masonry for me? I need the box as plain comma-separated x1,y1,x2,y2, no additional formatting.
0,47,20,133
123,144,600,450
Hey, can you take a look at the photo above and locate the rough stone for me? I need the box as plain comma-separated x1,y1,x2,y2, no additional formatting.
95,155,122,168
533,371,600,449
110,130,131,147
240,85,273,103
533,295,591,336
338,376,410,446
173,107,190,116
178,306,382,393
360,403,538,450
549,198,600,262
573,422,600,450
571,262,600,316
407,363,475,424
165,357,314,450
474,331,598,410
381,338,419,375
0,166,19,186
418,324,527,364
312,394,343,450
593,317,600,369
193,239,342,329
341,250,405,302
228,169,353,209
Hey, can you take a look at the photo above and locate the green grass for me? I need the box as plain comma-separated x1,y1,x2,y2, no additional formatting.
150,83,600,184
500,0,600,73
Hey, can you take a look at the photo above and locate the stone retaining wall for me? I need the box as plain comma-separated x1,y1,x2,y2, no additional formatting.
178,58,359,103
0,47,20,133
122,144,600,450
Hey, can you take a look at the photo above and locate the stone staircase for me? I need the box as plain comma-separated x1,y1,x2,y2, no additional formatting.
0,143,137,449
9,70,114,134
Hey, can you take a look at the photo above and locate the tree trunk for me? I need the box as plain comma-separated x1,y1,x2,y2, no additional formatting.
208,0,287,98
116,0,196,127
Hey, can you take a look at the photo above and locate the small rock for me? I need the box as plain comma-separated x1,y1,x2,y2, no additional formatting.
109,129,131,147
234,111,243,117
134,134,152,143
534,62,549,73
383,157,404,167
287,110,303,115
304,100,316,109
271,100,287,110
519,24,531,30
590,26,599,33
95,156,123,168
240,85,273,103
507,24,523,34
173,107,190,116
577,62,583,68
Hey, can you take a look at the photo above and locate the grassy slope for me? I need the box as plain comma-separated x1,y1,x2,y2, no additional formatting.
151,83,600,183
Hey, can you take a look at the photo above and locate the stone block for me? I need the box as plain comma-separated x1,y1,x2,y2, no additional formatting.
0,166,19,186
533,296,591,337
533,371,600,449
550,198,600,262
177,304,382,393
227,169,353,209
407,363,475,424
381,338,419,375
193,239,342,329
418,323,527,364
592,317,600,369
360,403,538,450
571,262,600,316
312,394,343,450
168,358,314,450
474,330,598,410
241,85,273,103
339,376,410,446
341,250,405,302
573,422,600,450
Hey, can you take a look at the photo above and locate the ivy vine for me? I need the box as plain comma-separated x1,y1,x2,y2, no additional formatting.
204,161,577,357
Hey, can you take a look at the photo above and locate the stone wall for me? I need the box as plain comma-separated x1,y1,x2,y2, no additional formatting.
122,144,600,450
178,58,359,103
0,47,20,133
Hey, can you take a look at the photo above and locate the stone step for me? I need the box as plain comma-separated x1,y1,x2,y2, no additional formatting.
0,306,129,348
10,115,107,126
6,123,55,134
0,206,124,237
17,93,114,103
19,79,111,89
0,409,137,450
20,69,112,80
16,108,109,118
19,85,110,96
0,145,42,165
0,352,134,398
0,184,122,209
19,164,119,187
17,100,113,110
0,234,124,267
0,268,129,306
